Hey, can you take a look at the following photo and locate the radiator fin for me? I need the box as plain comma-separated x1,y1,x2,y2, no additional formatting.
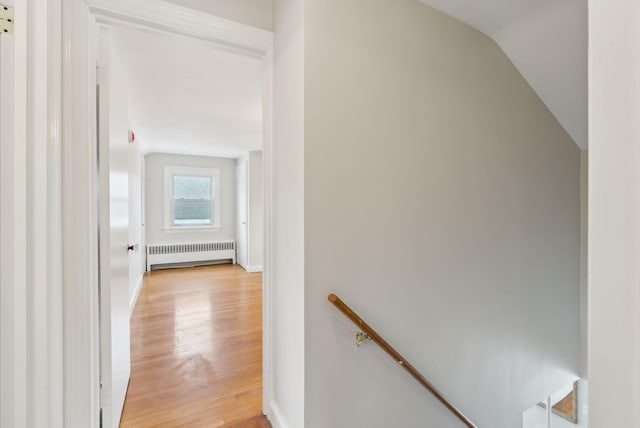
146,241,236,271
148,241,235,255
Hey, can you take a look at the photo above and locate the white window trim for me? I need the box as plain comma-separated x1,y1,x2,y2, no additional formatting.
164,166,221,230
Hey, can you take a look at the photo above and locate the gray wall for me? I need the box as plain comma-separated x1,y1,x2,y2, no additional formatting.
304,1,581,427
144,153,237,246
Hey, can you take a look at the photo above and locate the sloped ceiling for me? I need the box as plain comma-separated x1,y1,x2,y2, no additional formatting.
164,0,273,31
418,0,587,148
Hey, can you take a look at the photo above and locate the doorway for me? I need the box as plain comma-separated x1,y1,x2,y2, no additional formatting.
92,5,273,428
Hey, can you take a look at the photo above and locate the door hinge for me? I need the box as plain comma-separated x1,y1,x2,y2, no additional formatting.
0,4,14,35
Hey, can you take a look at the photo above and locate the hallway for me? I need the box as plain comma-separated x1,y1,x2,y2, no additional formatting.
120,264,270,427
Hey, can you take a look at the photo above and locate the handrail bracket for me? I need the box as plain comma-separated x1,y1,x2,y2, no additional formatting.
355,331,372,347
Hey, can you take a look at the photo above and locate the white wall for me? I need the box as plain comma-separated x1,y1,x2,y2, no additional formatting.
237,158,249,267
164,0,273,31
248,151,264,270
588,0,640,426
144,153,237,247
304,1,581,428
271,0,305,426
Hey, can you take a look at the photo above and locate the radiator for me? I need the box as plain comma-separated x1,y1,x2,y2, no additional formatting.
146,241,236,271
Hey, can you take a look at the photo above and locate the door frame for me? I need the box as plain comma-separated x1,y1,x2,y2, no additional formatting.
37,0,274,426
1,0,65,426
0,2,26,427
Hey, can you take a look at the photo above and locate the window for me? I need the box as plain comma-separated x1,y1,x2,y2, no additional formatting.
172,175,212,226
165,166,221,229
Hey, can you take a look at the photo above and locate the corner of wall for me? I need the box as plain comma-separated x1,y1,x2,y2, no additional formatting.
579,149,588,378
267,400,291,428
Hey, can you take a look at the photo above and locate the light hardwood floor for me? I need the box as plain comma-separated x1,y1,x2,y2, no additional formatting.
120,264,271,428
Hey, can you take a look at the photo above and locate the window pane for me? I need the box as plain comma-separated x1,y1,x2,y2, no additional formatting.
173,175,211,200
173,200,212,225
172,175,213,226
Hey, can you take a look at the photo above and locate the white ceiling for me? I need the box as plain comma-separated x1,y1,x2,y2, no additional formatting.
418,0,587,148
111,27,264,158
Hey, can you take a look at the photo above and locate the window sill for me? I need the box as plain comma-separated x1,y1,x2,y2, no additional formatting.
162,225,222,233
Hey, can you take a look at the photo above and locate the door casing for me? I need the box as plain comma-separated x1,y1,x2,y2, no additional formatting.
62,1,275,426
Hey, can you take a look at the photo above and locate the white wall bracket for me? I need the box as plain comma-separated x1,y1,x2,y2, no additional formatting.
0,4,13,34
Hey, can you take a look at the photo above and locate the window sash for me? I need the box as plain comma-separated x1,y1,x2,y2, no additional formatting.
171,198,213,226
172,175,213,199
164,166,221,229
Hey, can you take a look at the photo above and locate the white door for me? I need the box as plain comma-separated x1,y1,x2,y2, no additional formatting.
237,160,248,268
98,29,131,428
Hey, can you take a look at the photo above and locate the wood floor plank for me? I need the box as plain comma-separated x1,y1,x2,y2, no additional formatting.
120,264,271,428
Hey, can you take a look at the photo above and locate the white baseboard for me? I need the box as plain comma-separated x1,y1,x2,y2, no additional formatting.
267,400,289,428
129,274,144,318
244,265,263,273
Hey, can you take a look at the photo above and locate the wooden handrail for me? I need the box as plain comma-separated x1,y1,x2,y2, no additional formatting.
328,293,478,428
